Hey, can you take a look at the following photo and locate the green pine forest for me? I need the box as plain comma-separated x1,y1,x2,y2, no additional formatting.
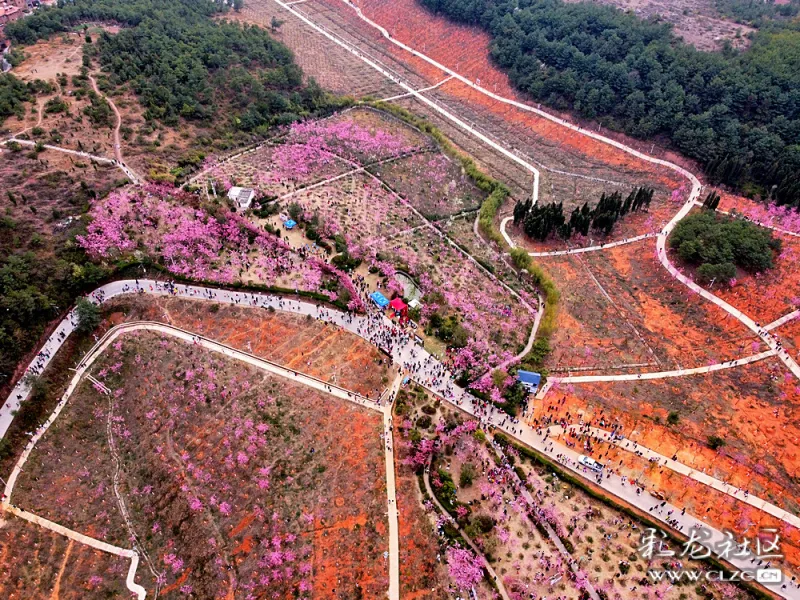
0,0,338,388
4,0,336,131
419,0,800,207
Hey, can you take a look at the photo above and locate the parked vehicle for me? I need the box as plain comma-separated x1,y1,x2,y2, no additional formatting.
578,455,604,473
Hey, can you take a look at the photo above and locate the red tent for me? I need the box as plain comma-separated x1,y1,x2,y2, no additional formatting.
389,298,408,320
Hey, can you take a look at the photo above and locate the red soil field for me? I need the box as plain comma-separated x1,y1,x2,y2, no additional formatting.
535,354,800,519
324,0,687,188
111,295,394,398
709,233,800,326
13,332,389,598
538,240,762,372
0,515,130,599
393,439,451,599
776,319,800,355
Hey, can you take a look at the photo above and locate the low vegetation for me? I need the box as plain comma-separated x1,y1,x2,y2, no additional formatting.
0,73,31,120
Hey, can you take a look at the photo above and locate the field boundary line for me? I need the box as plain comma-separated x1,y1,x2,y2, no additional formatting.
546,423,800,528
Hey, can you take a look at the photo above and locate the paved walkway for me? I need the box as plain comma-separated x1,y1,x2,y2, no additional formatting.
270,0,542,202
381,75,454,102
504,422,800,599
547,424,800,529
2,505,146,600
384,373,403,600
657,200,800,382
3,318,383,600
537,349,778,398
767,310,800,332
2,280,799,597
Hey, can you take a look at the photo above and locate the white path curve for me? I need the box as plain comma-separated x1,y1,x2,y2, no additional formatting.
2,280,799,598
657,201,800,381
270,0,542,202
384,373,403,600
3,318,384,599
542,349,776,389
548,424,800,529
2,505,147,599
766,310,800,332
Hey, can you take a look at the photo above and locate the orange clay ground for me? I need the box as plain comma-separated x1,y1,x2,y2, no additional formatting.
533,358,800,570
0,514,131,599
107,294,394,398
537,239,764,372
11,330,389,598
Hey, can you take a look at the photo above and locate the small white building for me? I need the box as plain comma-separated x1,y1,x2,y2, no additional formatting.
227,186,256,210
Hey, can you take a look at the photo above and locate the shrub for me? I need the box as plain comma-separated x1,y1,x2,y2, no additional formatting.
667,411,680,426
696,262,736,285
459,463,477,487
707,435,726,450
75,297,101,333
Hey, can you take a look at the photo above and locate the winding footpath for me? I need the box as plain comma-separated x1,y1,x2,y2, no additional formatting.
318,0,800,382
1,1,799,593
88,74,141,184
2,317,384,600
3,280,800,598
2,76,139,185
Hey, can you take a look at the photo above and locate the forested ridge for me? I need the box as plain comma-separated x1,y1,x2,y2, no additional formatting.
420,0,800,207
1,0,339,390
5,0,332,130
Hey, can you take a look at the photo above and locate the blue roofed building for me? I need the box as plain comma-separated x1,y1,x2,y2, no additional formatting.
369,291,390,309
517,370,541,393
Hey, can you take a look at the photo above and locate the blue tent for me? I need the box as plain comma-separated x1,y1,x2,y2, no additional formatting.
370,291,390,309
284,219,297,229
517,370,541,393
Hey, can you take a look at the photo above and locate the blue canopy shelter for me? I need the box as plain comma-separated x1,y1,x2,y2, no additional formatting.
284,219,297,230
370,291,390,309
517,370,541,393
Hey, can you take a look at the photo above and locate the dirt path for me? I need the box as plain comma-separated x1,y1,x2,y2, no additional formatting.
87,74,140,184
422,457,510,600
49,539,73,600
